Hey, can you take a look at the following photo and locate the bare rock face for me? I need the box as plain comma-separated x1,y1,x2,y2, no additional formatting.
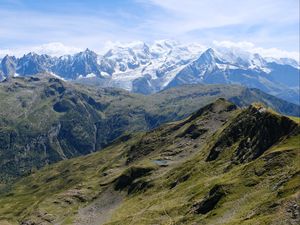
114,166,153,193
1,55,17,78
206,105,299,163
285,201,300,224
0,76,299,183
192,184,227,214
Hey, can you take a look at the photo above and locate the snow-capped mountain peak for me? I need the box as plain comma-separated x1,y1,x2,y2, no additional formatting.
0,40,299,104
265,57,300,69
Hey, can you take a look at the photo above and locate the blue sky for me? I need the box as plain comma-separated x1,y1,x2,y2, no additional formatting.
0,0,299,58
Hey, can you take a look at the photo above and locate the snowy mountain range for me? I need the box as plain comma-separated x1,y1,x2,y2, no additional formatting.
0,40,299,104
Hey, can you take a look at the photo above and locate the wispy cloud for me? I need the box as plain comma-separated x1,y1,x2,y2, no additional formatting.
0,42,83,58
138,0,299,51
0,40,298,62
213,41,299,60
140,0,299,29
0,8,123,48
0,0,298,57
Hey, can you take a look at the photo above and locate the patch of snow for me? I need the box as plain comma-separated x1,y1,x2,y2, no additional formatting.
265,57,300,69
86,73,96,78
100,71,110,77
49,72,66,81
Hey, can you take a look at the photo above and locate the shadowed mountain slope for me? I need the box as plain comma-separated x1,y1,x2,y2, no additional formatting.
0,75,299,181
0,99,299,225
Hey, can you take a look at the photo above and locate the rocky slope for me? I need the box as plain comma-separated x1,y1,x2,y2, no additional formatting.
0,99,299,225
1,40,299,103
0,75,299,182
0,75,299,181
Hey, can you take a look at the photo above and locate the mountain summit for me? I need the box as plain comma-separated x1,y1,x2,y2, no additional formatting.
0,41,299,103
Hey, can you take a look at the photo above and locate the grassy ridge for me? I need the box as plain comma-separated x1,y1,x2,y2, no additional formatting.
1,75,299,182
0,99,299,224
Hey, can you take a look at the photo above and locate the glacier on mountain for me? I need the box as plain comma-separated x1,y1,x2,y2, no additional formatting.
0,40,299,104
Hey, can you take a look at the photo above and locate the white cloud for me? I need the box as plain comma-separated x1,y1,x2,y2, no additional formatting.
0,7,134,52
1,40,298,63
139,0,299,52
213,40,299,61
0,42,83,58
213,41,256,50
0,0,298,55
31,43,83,56
144,0,299,27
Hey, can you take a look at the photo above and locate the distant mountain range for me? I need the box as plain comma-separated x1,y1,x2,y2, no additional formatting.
0,40,299,103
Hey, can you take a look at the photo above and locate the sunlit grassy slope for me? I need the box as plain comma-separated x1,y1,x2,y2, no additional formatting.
0,99,299,225
0,75,299,183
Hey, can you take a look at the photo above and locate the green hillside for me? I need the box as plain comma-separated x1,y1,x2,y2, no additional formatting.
0,75,299,182
0,99,299,225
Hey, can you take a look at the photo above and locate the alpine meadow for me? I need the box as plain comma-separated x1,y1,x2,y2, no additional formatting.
0,0,299,225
